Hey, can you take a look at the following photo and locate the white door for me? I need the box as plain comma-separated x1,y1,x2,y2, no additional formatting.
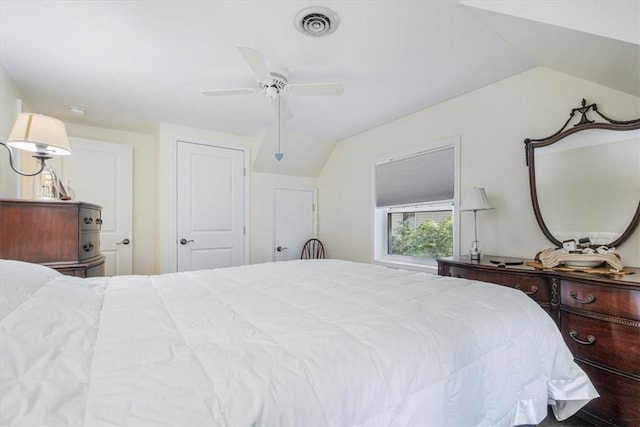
273,188,317,261
60,138,133,276
177,141,245,272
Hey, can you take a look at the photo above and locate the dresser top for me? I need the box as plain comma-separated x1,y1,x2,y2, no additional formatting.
438,255,640,288
0,198,102,210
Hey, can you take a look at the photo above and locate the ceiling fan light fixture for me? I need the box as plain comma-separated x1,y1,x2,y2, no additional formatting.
295,6,339,37
261,72,288,99
265,85,280,100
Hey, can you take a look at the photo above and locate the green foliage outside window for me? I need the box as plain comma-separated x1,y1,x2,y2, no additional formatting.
390,215,453,259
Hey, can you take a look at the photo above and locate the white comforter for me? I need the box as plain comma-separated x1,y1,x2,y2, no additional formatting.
0,259,597,426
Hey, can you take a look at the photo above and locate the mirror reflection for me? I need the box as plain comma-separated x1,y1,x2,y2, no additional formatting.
534,129,640,245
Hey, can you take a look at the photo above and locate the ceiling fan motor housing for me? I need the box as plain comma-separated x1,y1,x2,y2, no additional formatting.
261,73,288,99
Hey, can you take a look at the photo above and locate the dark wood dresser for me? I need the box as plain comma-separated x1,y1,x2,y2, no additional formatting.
438,255,639,427
0,198,105,277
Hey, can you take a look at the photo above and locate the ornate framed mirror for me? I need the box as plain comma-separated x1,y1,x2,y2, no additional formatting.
525,99,640,248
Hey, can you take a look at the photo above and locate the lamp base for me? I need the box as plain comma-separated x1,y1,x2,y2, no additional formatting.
34,165,65,200
469,241,482,261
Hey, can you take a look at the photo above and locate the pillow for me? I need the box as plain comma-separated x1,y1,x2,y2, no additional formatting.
0,259,61,321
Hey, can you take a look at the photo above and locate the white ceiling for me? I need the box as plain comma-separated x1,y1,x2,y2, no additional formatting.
0,0,535,141
0,1,636,143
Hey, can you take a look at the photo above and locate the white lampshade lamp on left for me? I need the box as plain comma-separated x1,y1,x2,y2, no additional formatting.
1,113,72,199
461,187,494,261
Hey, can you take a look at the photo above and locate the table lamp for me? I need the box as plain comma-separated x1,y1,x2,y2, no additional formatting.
0,112,71,176
461,187,494,261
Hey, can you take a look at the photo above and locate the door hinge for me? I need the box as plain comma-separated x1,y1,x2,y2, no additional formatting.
244,168,246,177
243,226,246,235
312,203,315,212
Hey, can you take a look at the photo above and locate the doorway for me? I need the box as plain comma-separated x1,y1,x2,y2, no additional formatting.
176,141,247,271
60,138,133,276
273,188,317,261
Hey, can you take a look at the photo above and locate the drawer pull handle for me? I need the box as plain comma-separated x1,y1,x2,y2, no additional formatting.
569,330,596,345
514,284,538,295
96,218,103,225
83,243,94,252
569,291,596,304
83,217,93,224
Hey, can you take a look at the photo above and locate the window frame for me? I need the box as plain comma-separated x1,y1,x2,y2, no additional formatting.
372,136,460,272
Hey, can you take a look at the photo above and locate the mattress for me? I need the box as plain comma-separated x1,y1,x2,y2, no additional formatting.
0,258,597,426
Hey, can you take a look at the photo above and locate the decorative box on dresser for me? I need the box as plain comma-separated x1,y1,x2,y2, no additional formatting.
437,255,640,427
0,198,105,277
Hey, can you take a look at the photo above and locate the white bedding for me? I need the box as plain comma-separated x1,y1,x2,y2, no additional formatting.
0,259,597,426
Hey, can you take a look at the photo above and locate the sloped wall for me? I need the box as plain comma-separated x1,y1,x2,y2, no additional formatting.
251,127,336,177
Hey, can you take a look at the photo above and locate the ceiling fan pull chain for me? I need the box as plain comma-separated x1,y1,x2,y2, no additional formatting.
275,94,284,161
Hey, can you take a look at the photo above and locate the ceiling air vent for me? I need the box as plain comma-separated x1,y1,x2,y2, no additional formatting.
294,6,339,37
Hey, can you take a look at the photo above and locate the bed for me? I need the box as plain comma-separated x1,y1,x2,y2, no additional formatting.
0,258,597,426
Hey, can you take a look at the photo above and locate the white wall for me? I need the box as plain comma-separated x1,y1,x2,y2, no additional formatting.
317,67,640,265
0,66,20,198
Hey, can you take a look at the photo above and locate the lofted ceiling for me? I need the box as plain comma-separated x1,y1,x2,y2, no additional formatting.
0,1,637,144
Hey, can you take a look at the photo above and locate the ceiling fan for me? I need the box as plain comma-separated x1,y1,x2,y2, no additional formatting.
201,46,343,120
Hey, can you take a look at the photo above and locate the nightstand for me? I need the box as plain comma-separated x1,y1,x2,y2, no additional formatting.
0,198,105,277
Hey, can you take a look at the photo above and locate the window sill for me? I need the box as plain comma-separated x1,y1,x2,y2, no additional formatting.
373,259,439,275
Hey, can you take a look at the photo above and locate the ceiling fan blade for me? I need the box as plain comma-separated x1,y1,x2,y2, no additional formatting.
271,98,293,120
287,83,343,96
237,46,272,82
201,88,257,96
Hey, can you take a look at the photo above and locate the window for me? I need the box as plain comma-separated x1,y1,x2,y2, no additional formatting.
388,208,453,258
373,137,459,270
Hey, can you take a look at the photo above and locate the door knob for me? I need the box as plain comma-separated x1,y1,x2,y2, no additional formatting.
116,238,130,245
276,246,288,252
180,238,194,245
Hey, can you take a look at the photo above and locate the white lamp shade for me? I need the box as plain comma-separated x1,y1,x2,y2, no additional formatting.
7,113,71,156
461,187,494,211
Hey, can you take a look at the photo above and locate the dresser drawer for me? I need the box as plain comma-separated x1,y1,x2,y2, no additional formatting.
561,311,640,376
79,207,102,231
577,360,640,426
79,231,101,261
444,266,550,303
561,280,640,320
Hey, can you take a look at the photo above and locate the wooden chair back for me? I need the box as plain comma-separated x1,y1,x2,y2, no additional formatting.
300,238,326,259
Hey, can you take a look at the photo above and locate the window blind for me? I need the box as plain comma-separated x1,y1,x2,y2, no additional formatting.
375,147,454,208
